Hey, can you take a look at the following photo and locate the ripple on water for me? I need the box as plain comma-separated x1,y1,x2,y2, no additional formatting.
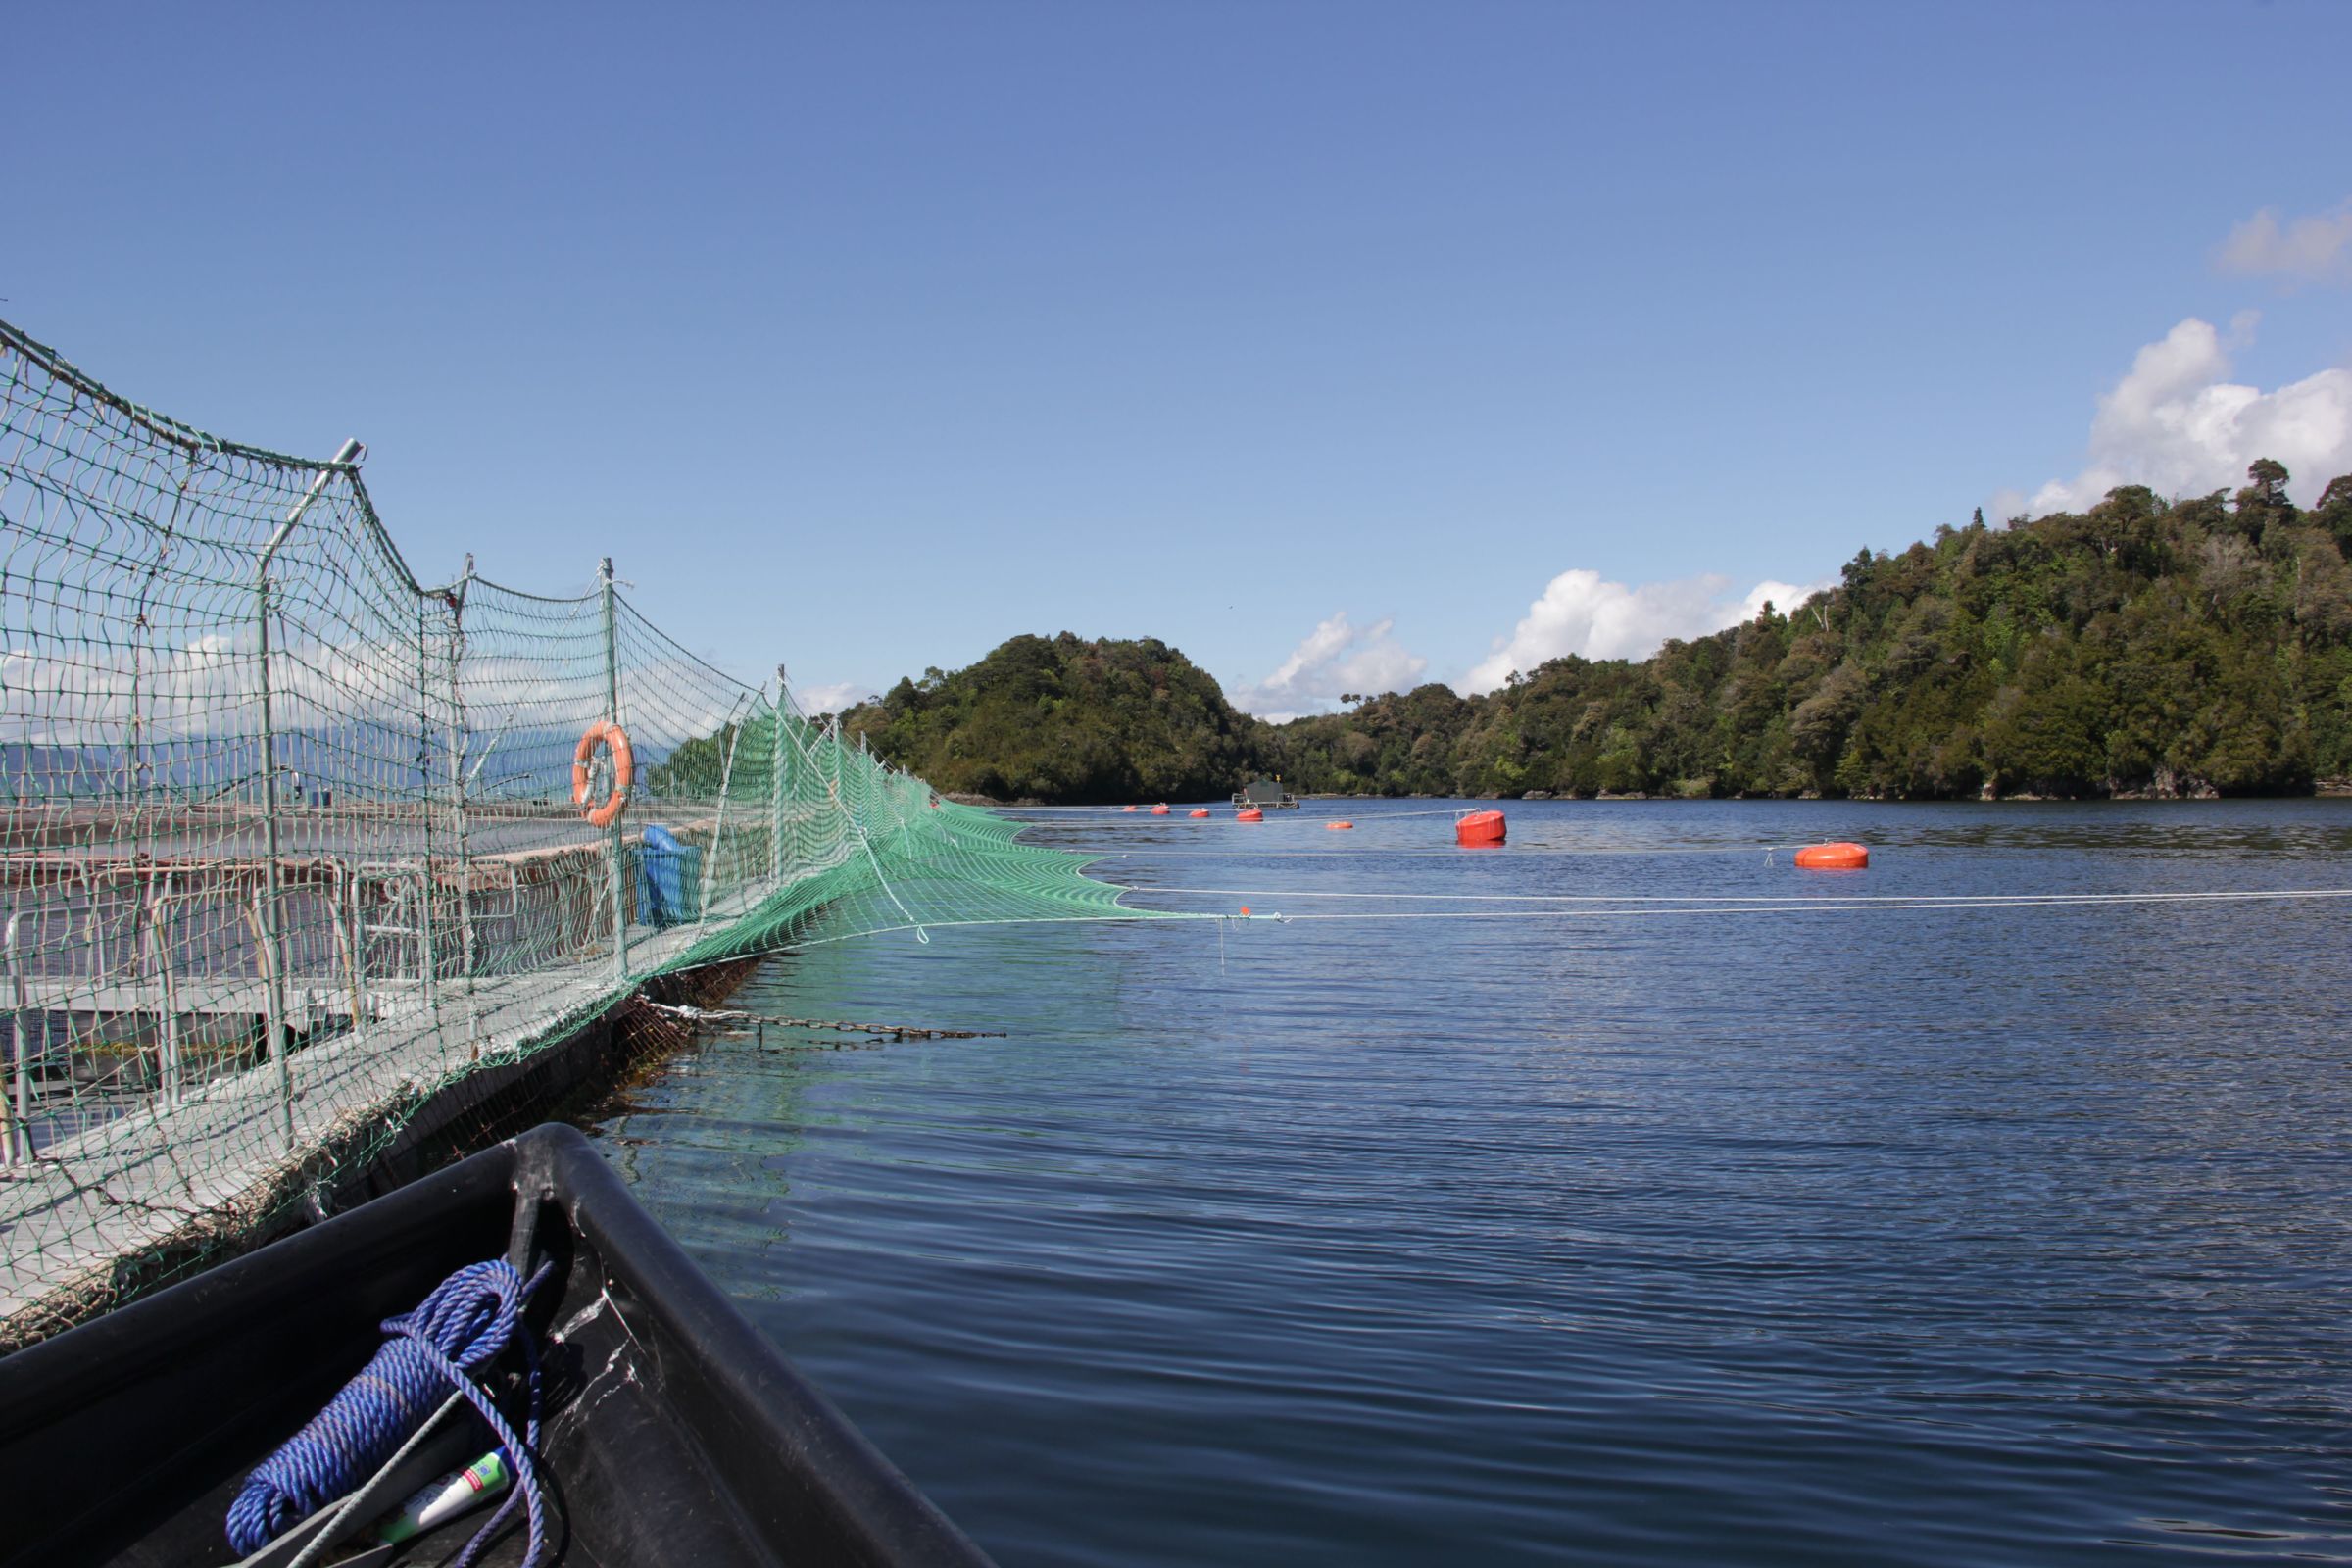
593,800,2352,1566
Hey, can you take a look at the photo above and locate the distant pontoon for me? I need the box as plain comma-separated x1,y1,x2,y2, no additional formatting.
1231,778,1300,809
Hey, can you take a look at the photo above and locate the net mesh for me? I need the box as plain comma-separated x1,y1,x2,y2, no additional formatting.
0,318,1185,1344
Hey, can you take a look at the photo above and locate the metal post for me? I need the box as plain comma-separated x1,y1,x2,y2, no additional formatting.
254,437,360,1151
600,558,629,983
827,716,844,853
414,599,438,1024
5,911,29,1165
443,559,479,1044
349,874,368,1026
146,879,182,1110
770,664,788,889
249,882,290,1138
414,868,436,1015
704,695,749,923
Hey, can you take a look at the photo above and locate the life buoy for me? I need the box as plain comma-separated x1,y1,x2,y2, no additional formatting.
572,719,634,828
1793,842,1868,870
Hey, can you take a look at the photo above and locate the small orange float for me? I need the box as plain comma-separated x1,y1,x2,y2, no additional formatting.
1326,820,1353,830
1121,805,1138,812
1236,808,1264,822
1455,808,1505,847
1150,803,1170,814
571,719,634,829
1793,842,1869,870
1189,808,1210,817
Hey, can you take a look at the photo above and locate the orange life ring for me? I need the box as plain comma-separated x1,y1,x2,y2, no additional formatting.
572,719,634,828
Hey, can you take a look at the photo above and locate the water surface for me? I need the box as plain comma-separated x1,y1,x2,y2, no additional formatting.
592,800,2352,1565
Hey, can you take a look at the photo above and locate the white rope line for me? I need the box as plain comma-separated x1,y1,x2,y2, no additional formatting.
993,805,1199,814
765,908,1220,953
1043,845,1835,858
1292,807,1468,819
1130,884,2352,906
999,806,1477,823
1229,888,2352,920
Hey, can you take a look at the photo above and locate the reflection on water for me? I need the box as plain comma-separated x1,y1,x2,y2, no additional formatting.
590,800,2352,1566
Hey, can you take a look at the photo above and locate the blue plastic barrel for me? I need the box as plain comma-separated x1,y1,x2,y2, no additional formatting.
637,824,703,929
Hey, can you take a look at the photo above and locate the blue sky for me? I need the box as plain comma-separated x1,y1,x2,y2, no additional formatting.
9,3,2351,716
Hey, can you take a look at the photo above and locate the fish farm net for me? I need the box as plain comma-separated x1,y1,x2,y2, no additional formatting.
0,318,1179,1346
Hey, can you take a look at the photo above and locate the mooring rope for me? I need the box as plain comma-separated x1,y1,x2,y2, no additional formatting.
1131,884,2352,906
1179,887,2352,922
1037,844,1829,858
225,1258,553,1567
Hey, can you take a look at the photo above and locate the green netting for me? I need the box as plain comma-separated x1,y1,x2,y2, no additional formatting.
0,317,1190,1344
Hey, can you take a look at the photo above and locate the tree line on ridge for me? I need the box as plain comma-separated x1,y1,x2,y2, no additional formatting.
817,461,2352,804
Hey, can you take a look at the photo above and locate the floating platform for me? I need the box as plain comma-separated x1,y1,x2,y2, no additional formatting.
1230,779,1301,809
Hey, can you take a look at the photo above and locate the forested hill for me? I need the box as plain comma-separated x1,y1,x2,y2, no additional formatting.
845,462,2352,802
841,633,1259,804
1276,466,2352,799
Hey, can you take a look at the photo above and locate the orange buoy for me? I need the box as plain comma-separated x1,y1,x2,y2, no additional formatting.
1236,808,1264,821
1121,805,1138,812
1455,808,1505,847
1189,808,1210,817
1793,841,1869,870
1240,906,1251,916
571,719,634,828
1151,803,1170,814
1326,820,1353,830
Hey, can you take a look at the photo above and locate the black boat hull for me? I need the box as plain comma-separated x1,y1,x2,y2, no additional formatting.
0,1124,995,1567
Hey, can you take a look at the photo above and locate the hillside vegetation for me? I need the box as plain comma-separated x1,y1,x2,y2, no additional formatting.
842,633,1258,804
845,462,2352,802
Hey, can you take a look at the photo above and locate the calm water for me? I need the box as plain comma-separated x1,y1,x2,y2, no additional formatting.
589,800,2352,1565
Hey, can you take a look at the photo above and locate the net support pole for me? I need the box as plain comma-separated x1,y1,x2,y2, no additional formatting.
255,437,362,1151
4,911,27,1166
146,877,182,1111
770,664,788,888
601,557,630,984
443,559,478,1046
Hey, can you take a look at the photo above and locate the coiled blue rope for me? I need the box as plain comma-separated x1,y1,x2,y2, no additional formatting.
226,1258,553,1567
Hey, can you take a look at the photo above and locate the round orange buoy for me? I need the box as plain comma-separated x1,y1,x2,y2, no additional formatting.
1455,808,1505,847
1793,842,1869,870
1237,808,1264,821
1121,805,1138,812
1326,820,1353,830
1189,808,1210,817
1151,803,1169,814
571,719,634,829
1240,906,1251,916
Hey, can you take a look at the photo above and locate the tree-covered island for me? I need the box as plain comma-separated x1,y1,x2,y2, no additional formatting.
833,463,2352,804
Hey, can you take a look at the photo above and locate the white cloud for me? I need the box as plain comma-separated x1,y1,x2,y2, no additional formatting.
2218,200,2352,284
1228,612,1428,718
1460,570,1827,695
2022,316,2352,515
791,680,871,717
